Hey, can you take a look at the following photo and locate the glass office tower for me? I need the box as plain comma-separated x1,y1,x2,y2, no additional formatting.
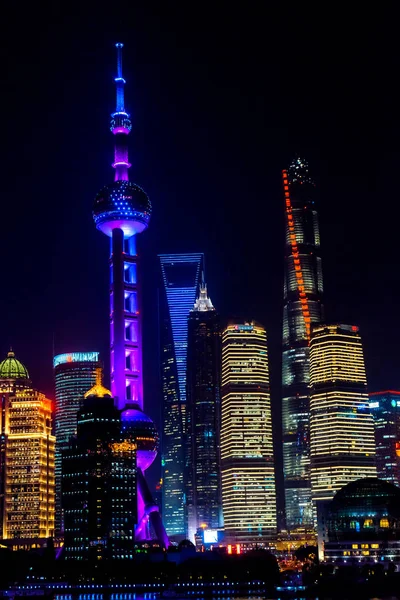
221,322,276,545
369,390,400,486
53,352,101,535
281,157,324,529
310,324,376,504
186,285,222,542
159,253,203,538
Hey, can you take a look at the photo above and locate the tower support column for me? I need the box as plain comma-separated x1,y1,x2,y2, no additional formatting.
111,227,126,409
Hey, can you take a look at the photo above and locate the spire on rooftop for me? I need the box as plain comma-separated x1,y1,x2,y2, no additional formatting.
192,284,215,312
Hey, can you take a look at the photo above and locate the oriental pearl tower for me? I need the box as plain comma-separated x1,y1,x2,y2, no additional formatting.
93,43,168,547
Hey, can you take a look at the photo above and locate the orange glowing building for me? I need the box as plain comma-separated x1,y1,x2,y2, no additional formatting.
0,351,55,542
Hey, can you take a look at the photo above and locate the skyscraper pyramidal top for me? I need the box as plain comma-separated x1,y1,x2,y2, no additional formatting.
192,284,215,312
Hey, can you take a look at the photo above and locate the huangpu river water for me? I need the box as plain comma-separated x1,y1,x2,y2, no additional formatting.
53,597,276,600
52,594,396,600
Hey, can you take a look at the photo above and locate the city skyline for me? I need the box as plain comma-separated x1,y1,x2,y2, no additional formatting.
1,8,397,402
0,6,398,539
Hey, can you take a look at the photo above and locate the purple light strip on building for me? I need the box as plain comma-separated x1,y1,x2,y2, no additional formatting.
110,233,143,410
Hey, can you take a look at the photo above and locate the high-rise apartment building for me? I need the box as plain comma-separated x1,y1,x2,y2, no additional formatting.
309,324,376,505
4,388,55,539
53,351,101,535
369,390,400,486
221,322,276,544
186,285,222,541
159,253,203,538
281,157,324,529
62,384,136,560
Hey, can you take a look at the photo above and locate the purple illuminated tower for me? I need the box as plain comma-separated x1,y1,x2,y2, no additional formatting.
93,43,168,546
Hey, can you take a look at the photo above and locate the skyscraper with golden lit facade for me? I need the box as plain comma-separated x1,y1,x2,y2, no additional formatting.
0,350,55,542
5,389,55,539
0,350,32,539
221,322,276,545
309,324,376,504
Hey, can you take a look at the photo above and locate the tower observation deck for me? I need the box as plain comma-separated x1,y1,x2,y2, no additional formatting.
93,43,168,547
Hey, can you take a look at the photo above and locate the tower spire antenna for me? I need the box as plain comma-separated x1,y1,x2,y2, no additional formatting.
115,42,126,113
109,42,132,181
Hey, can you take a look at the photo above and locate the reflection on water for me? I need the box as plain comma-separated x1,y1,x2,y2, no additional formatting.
54,596,396,600
54,596,269,600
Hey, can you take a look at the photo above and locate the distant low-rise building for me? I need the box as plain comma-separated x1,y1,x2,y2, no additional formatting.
319,478,400,567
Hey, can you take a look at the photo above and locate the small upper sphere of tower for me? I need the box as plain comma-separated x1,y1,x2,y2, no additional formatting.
0,350,29,380
93,180,152,238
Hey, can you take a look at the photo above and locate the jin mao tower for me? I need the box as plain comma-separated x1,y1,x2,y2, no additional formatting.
186,285,222,541
282,157,324,530
92,43,167,546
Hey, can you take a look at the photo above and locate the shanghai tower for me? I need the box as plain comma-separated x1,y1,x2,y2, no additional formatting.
282,157,324,530
92,44,168,546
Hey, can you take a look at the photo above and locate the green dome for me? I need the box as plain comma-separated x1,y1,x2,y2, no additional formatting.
0,350,29,380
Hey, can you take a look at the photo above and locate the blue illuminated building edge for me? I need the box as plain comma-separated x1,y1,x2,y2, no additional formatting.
53,352,100,368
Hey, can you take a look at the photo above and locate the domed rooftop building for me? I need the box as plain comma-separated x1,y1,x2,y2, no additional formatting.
322,478,400,566
0,350,29,380
0,350,31,391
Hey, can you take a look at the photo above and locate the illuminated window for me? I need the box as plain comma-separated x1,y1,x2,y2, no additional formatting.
363,519,373,528
380,518,389,528
352,544,358,549
362,550,370,556
361,544,369,549
371,544,379,549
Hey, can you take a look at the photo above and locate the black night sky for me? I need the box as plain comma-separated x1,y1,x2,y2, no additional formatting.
1,4,398,503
